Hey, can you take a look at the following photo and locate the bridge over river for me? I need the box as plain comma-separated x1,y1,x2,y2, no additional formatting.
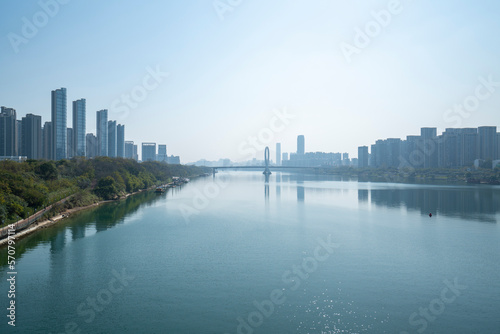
209,147,334,176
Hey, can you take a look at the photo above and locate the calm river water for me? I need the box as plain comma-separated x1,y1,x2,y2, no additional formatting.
1,172,499,333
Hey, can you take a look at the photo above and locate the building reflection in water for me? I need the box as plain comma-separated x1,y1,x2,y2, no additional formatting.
264,174,270,200
358,189,369,202
276,172,281,200
359,185,500,223
296,174,305,202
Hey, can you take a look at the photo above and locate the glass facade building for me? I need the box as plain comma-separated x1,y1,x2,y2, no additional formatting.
21,114,42,159
0,107,17,156
117,124,125,158
52,88,67,160
142,142,156,162
72,99,86,157
96,110,108,156
108,120,117,157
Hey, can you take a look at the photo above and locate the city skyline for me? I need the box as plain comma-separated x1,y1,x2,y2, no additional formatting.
1,86,182,162
1,1,500,162
2,95,500,167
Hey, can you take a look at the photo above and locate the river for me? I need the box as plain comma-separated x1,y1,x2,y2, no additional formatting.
1,172,499,333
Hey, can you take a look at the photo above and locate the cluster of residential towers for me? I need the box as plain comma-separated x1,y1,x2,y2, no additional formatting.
358,127,500,169
0,88,179,163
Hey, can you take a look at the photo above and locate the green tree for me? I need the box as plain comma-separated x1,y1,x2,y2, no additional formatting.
94,176,118,200
35,162,58,180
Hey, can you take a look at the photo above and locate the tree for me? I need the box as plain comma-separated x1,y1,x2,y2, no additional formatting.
35,162,58,180
94,176,118,200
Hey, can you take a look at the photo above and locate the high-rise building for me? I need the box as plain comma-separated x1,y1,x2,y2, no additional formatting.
52,87,67,160
86,133,98,158
67,128,74,158
117,124,125,158
386,138,401,167
142,143,156,162
96,110,108,156
297,135,305,155
438,130,458,168
107,120,117,157
125,141,134,159
133,144,138,161
478,126,497,160
497,133,500,160
72,99,86,157
157,144,167,162
282,152,288,162
0,106,17,157
358,146,369,168
43,122,52,160
421,127,438,168
21,114,42,160
461,131,478,166
276,143,281,166
16,120,22,156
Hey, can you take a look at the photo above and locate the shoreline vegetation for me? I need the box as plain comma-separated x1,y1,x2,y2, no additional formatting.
0,157,208,235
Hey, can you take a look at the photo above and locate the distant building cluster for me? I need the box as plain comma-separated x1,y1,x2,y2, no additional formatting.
358,127,500,169
280,135,352,167
0,87,180,164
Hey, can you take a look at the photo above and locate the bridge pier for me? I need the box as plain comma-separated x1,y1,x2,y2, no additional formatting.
263,146,272,175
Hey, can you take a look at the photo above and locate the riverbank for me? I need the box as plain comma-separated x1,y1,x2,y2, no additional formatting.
0,176,197,247
317,167,500,185
0,201,102,247
0,186,154,247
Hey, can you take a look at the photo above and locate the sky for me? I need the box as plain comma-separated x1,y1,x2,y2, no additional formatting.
1,0,500,163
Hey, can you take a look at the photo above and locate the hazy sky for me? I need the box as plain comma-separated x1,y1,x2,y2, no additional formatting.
1,0,499,163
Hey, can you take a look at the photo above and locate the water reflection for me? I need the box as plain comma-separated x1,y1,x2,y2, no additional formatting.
275,172,281,200
358,189,368,202
262,172,499,223
363,185,500,223
264,173,270,200
0,191,162,268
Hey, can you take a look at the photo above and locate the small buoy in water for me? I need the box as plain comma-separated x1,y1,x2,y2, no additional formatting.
429,213,433,217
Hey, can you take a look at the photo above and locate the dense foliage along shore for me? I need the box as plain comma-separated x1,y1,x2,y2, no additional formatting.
0,157,207,227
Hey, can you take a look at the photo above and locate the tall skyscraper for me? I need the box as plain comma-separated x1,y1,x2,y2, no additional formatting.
117,124,125,158
86,133,98,158
297,135,305,155
21,114,42,160
158,144,167,162
142,143,156,162
358,146,369,168
276,143,281,166
478,126,498,160
16,120,22,156
107,120,117,157
43,122,53,160
67,128,74,158
96,110,108,156
52,87,67,160
0,106,17,156
72,99,86,157
125,141,134,159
